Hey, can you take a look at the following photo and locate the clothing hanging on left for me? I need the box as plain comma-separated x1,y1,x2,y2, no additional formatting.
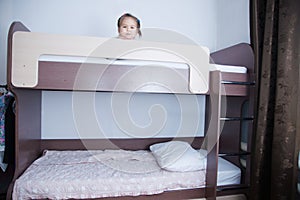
0,88,15,172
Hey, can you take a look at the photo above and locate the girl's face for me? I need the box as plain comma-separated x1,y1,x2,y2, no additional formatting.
118,17,139,40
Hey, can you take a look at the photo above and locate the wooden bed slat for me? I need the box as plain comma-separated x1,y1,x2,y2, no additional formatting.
40,137,205,151
37,61,190,94
37,60,250,96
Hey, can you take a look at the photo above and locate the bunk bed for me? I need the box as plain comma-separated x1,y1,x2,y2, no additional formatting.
6,22,255,200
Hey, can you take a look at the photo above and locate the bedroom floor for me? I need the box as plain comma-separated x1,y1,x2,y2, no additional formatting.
195,194,247,200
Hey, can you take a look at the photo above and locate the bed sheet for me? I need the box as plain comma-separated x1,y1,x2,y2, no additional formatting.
13,150,240,200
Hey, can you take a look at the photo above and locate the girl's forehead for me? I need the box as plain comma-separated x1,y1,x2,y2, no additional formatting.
121,17,137,25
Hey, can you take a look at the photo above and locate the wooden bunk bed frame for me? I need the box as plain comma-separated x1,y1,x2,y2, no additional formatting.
6,22,255,200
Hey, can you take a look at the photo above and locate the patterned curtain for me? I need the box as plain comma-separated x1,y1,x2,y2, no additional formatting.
250,0,300,199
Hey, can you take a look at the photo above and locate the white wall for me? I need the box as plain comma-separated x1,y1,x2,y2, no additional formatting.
0,0,250,139
216,0,250,49
42,92,206,139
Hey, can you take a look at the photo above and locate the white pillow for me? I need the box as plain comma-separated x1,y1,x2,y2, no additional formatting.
150,141,206,172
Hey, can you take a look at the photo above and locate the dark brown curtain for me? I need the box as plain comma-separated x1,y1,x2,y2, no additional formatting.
250,0,300,199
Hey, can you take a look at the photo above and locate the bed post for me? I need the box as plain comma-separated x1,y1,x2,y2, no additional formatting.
6,22,42,200
205,70,222,199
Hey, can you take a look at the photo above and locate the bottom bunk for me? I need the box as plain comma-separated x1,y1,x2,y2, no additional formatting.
12,141,240,200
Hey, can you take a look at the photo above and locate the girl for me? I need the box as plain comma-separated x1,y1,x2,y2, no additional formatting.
117,13,141,40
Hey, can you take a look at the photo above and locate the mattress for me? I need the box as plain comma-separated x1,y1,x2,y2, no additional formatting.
39,55,247,74
13,150,240,200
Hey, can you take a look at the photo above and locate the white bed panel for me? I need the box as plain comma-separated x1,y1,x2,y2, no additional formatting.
211,64,247,74
39,55,247,74
13,150,240,200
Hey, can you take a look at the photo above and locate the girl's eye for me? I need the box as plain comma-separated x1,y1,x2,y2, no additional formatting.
122,26,127,28
130,26,136,29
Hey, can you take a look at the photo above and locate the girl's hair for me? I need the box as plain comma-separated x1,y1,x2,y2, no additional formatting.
117,13,142,37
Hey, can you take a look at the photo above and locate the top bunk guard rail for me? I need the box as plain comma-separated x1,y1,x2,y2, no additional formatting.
11,30,211,94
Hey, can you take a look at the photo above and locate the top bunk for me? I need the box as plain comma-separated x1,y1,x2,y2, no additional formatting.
7,22,254,96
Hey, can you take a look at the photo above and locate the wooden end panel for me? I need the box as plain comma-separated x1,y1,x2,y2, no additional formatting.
13,89,42,178
7,22,30,90
41,137,205,151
